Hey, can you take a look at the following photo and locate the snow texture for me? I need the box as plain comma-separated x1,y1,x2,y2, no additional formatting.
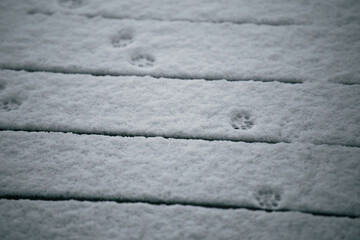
1,200,359,240
0,0,360,238
0,3,359,83
0,70,359,146
1,131,359,216
9,0,360,26
1,199,359,240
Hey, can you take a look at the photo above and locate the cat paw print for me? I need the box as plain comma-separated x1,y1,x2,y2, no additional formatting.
230,109,254,130
254,186,282,209
0,98,22,112
130,53,155,68
58,0,86,9
111,30,133,48
0,82,5,92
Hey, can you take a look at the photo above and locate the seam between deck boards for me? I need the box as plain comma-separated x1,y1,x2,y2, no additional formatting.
0,66,303,84
4,66,360,85
27,10,306,27
1,128,359,149
0,194,358,219
0,128,287,145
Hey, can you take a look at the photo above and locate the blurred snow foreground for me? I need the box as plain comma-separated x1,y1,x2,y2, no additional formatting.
0,0,359,239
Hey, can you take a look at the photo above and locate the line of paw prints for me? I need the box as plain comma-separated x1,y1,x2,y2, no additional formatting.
57,0,156,69
254,186,282,209
230,109,254,130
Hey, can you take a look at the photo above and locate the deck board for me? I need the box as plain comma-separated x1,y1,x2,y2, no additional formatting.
0,8,359,83
1,131,359,217
1,200,359,240
0,70,359,146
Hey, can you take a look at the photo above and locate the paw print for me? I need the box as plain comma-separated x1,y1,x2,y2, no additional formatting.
254,186,282,209
58,0,86,9
0,82,5,92
230,109,254,130
0,98,22,112
130,53,155,68
111,29,134,48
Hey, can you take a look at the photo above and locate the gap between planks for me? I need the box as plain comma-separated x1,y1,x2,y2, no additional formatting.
27,10,305,27
4,66,359,85
1,128,359,149
0,66,303,84
0,194,358,220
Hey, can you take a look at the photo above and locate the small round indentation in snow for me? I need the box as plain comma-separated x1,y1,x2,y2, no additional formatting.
0,98,22,112
58,0,86,9
0,82,5,92
111,29,134,48
254,186,282,209
230,109,254,130
130,53,155,68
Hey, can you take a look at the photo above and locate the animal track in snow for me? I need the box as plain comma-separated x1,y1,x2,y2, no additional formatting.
254,186,282,209
230,109,254,130
0,82,5,92
111,30,133,48
0,98,21,112
130,53,155,68
58,0,86,9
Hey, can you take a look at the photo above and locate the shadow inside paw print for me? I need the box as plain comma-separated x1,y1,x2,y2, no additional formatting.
0,82,5,92
230,109,254,130
58,0,86,9
111,30,133,48
0,98,22,112
130,53,155,68
254,186,282,209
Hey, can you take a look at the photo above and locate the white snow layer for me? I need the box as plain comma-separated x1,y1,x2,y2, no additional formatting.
0,131,359,216
0,200,359,240
0,70,359,146
4,0,360,26
0,1,360,238
0,4,359,84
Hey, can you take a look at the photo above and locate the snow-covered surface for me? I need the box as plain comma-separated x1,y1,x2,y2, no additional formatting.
0,5,359,83
0,70,359,146
1,131,359,216
5,0,360,26
1,200,359,240
1,0,360,238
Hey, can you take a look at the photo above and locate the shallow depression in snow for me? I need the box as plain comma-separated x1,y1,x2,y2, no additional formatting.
230,109,254,130
111,29,134,48
57,0,86,9
255,186,282,209
0,98,22,112
130,52,156,68
0,82,6,92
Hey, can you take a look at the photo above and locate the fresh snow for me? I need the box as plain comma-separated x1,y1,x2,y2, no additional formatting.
6,0,360,26
1,200,359,240
0,0,360,238
0,70,359,146
0,6,359,83
1,131,359,216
